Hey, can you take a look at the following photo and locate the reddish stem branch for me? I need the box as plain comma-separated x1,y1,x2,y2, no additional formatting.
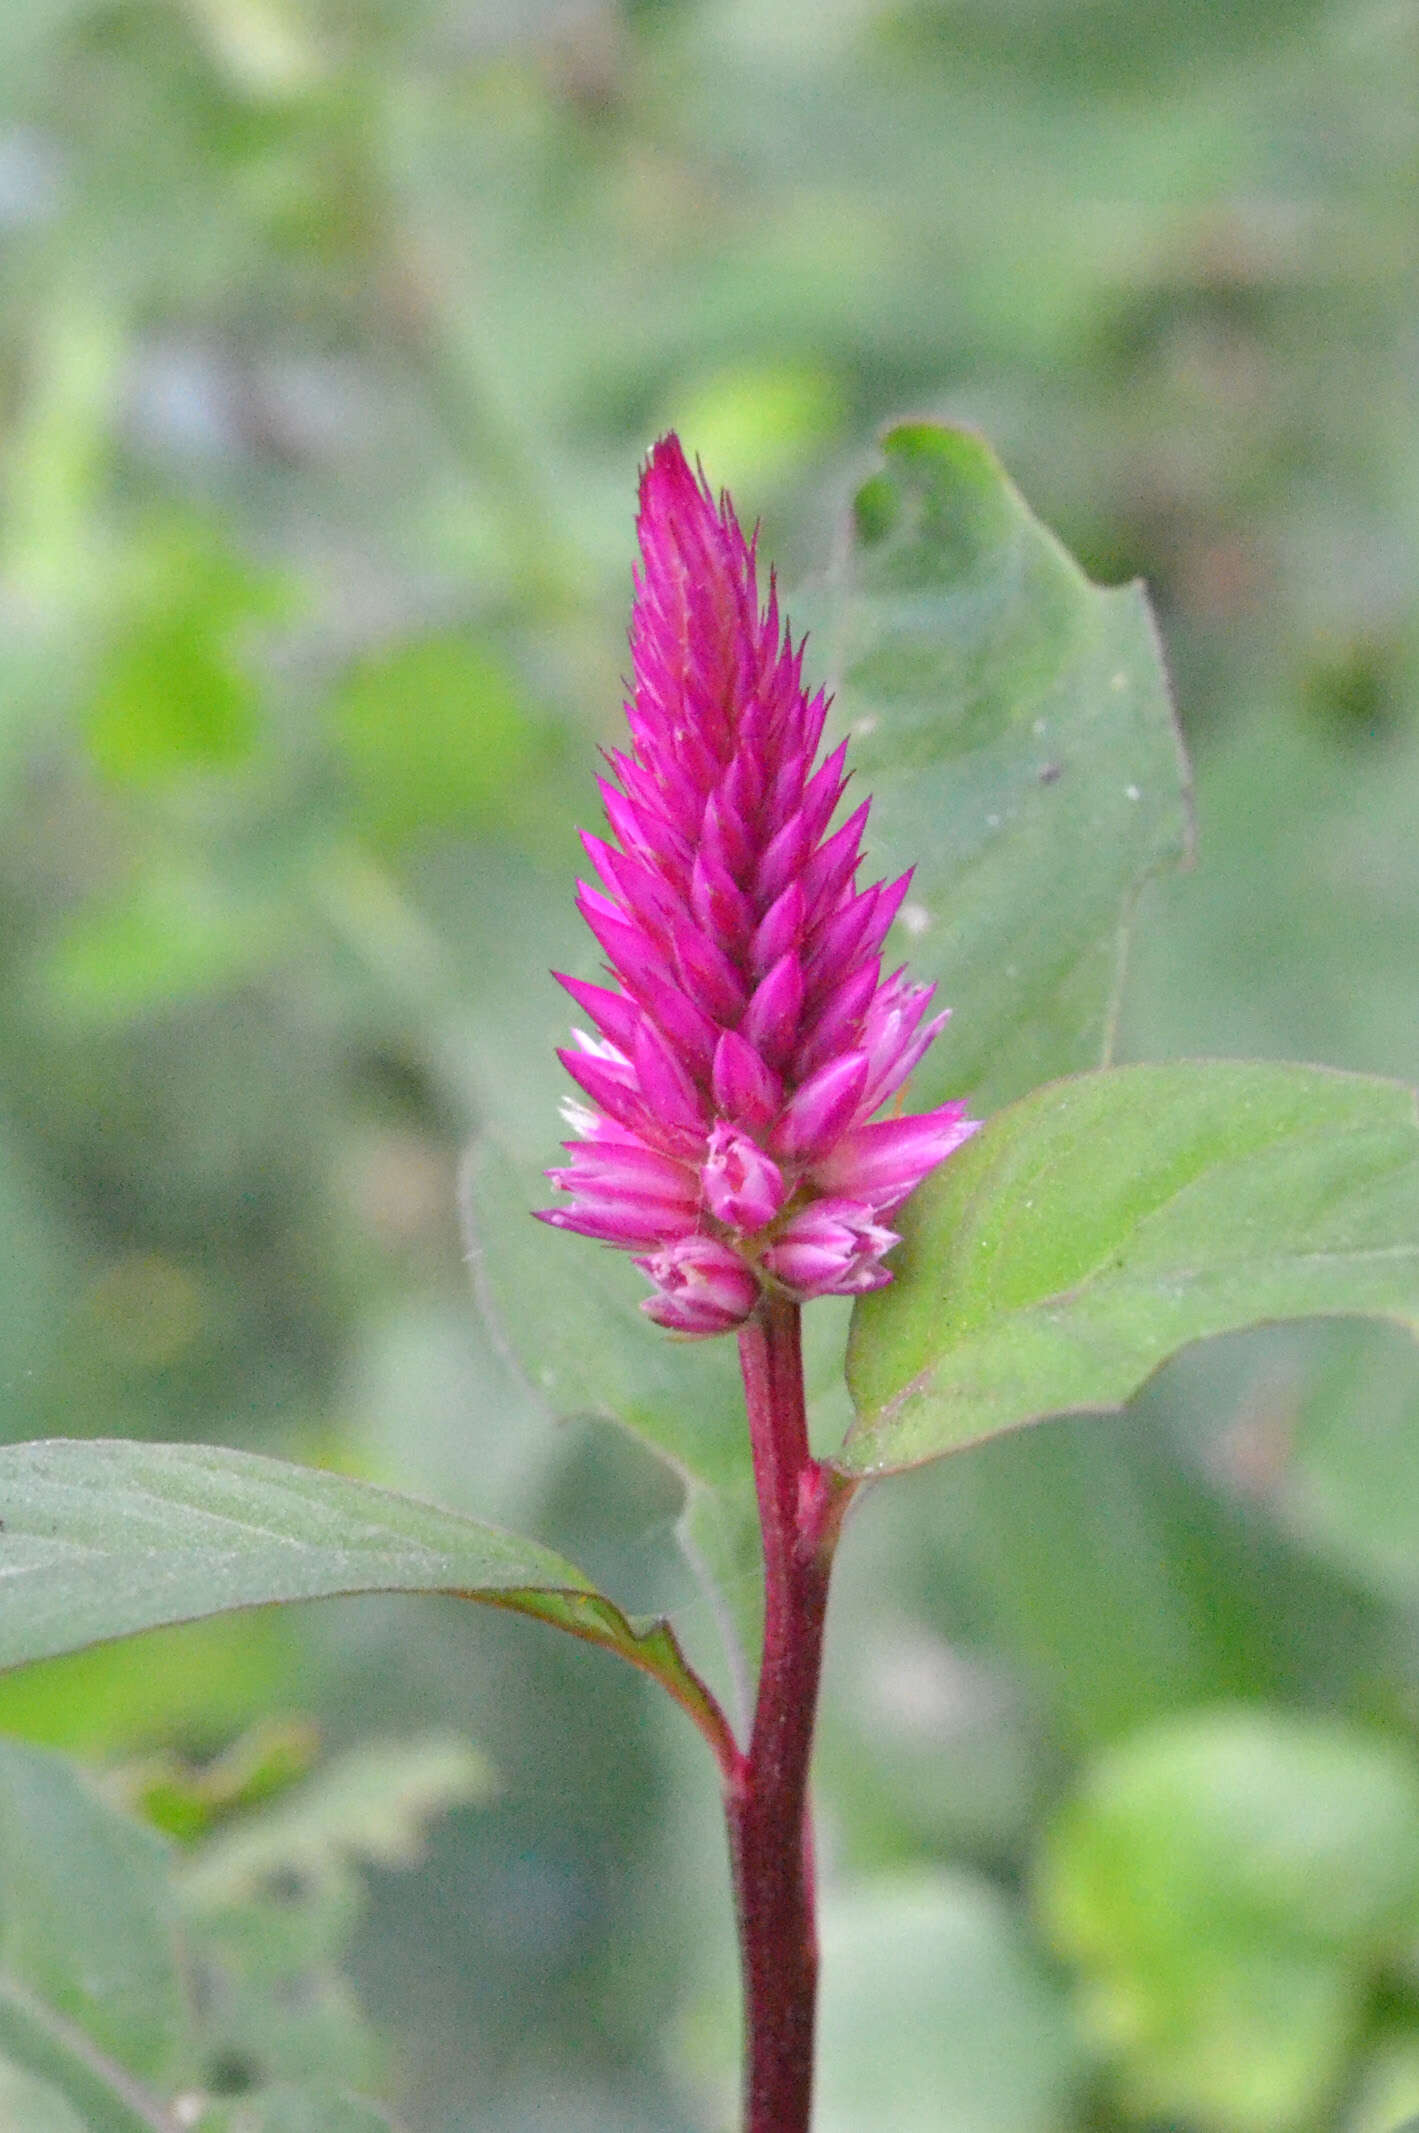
727,1292,854,2133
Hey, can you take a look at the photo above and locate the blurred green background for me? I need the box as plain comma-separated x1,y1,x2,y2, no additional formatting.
3,0,1419,2128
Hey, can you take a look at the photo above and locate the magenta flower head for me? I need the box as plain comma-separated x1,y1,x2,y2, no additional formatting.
538,435,978,1336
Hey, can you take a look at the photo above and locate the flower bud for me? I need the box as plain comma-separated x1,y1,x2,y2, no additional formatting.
634,1235,760,1336
760,1199,900,1298
702,1123,787,1233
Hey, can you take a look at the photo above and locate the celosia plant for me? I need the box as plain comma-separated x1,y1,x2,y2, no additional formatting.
4,422,1419,2133
540,436,979,2130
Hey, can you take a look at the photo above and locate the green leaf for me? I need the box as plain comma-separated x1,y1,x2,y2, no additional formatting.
0,2053,94,2133
0,1441,731,1761
819,422,1191,1112
1,289,122,610
845,1060,1419,1473
136,1717,317,1854
185,1899,374,2101
816,1873,1082,2133
1121,707,1419,1092
907,0,1335,89
195,2087,398,2133
0,1124,68,1430
1038,1709,1419,2132
0,1736,183,2133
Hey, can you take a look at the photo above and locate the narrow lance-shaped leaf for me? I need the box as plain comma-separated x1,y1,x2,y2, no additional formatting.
0,1441,734,1769
845,1061,1419,1473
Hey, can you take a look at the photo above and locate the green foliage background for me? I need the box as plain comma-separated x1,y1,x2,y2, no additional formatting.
2,0,1418,2127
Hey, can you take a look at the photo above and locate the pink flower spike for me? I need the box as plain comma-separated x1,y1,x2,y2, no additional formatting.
540,433,978,1332
798,684,830,761
810,1103,981,1211
574,891,672,997
594,776,658,862
635,1234,760,1337
556,1045,642,1131
767,747,809,825
690,845,755,946
670,914,747,1023
757,809,813,906
702,1122,787,1232
803,882,887,994
548,1137,698,1208
761,1199,900,1298
864,867,916,948
799,740,851,845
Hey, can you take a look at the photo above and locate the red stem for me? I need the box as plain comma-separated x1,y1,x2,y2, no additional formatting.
726,1292,853,2133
